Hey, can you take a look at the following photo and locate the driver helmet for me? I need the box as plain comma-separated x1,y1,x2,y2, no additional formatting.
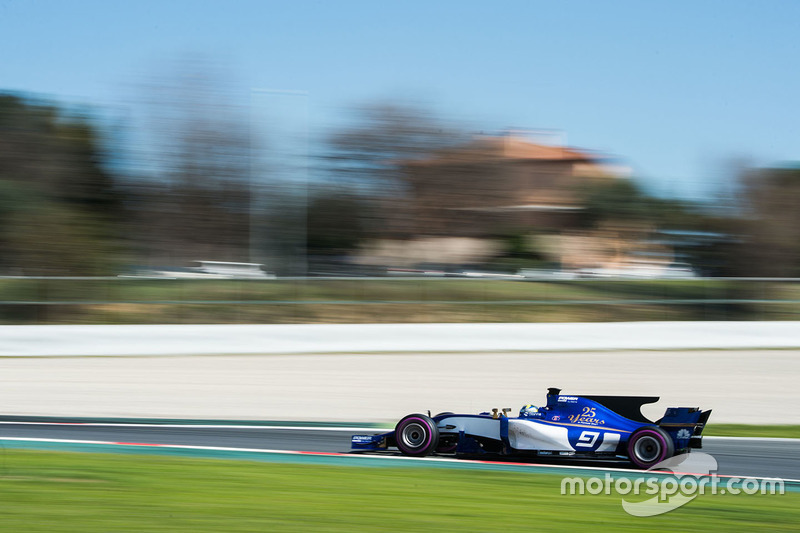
519,404,539,417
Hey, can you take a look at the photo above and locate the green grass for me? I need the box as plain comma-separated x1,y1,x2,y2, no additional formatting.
0,450,797,531
705,425,800,439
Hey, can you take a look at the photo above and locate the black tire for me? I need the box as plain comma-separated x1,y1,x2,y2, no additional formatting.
395,414,440,457
627,426,675,469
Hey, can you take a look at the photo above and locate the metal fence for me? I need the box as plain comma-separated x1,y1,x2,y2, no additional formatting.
1,276,799,324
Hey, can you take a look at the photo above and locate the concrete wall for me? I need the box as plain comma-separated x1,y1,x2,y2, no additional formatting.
3,321,800,356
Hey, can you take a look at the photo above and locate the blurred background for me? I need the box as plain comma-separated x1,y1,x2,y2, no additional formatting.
1,1,799,324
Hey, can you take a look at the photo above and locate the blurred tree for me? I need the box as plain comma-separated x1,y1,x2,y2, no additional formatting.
572,178,739,275
129,58,252,266
324,101,465,238
303,187,370,274
576,179,700,229
734,166,800,277
0,94,122,274
307,188,367,254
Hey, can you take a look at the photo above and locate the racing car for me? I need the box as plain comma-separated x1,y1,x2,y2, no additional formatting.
352,388,711,469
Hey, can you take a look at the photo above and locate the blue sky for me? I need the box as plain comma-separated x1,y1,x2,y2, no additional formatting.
2,0,799,198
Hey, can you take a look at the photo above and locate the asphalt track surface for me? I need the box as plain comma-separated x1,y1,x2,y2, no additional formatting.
1,423,798,480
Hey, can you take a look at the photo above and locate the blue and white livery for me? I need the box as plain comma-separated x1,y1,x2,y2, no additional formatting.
351,387,711,469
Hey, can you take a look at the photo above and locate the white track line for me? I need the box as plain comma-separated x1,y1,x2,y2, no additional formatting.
2,422,798,442
0,421,378,431
703,436,800,443
2,437,797,483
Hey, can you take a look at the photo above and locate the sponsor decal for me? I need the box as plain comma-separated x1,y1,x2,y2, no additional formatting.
568,415,606,426
567,406,605,426
558,396,579,402
676,428,692,440
551,415,561,421
574,430,601,447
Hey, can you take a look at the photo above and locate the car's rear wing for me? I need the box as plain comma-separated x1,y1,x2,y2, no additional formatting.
688,408,712,449
658,407,712,450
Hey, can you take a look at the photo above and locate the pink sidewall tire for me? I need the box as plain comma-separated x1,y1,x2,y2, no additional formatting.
395,414,440,457
627,426,675,469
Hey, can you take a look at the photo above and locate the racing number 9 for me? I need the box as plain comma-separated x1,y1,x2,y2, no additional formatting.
575,430,600,447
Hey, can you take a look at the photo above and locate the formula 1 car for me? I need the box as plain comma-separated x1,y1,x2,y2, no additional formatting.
352,388,711,469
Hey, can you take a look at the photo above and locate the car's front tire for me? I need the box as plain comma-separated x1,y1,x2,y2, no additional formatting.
395,414,440,457
627,426,675,469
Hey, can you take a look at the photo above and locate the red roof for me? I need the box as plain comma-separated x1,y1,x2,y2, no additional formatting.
409,135,601,165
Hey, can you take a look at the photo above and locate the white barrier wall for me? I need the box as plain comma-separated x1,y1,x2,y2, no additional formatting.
2,321,799,356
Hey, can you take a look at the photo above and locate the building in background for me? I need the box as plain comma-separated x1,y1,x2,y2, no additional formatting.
355,133,643,272
405,133,628,237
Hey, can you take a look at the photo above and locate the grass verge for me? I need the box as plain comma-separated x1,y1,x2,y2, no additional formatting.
0,449,796,531
5,277,798,324
705,424,800,439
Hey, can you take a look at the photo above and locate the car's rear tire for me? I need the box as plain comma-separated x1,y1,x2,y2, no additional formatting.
395,414,440,457
627,426,675,469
